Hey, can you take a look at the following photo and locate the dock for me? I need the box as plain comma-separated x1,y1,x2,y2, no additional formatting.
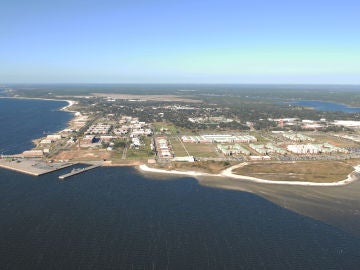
58,164,101,180
0,159,75,176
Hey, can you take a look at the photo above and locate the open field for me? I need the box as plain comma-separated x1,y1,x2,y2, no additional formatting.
233,160,355,183
183,142,220,158
154,160,234,174
153,122,192,135
92,93,202,103
126,148,154,159
311,134,360,148
126,137,154,159
153,122,179,134
105,160,144,166
53,149,111,161
168,137,188,156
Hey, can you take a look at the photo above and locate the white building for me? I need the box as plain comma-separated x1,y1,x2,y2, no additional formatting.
172,156,195,162
286,143,347,154
287,144,320,154
333,121,360,129
182,134,257,144
40,139,53,144
85,123,112,134
46,134,62,140
282,133,314,142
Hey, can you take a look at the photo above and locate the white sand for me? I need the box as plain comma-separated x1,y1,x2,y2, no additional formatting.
138,164,219,177
138,163,360,187
60,100,77,112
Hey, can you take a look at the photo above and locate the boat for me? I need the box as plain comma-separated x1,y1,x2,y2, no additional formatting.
71,168,84,173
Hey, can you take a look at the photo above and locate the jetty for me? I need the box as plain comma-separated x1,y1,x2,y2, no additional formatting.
58,164,101,180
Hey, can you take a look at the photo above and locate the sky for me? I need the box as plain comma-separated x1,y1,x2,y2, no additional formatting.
1,0,359,84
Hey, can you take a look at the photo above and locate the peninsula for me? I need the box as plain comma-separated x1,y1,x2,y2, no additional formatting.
1,85,360,186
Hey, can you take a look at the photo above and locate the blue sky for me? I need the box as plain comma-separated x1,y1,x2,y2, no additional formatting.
1,0,359,84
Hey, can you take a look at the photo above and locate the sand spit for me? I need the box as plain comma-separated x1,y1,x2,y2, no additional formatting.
138,164,360,187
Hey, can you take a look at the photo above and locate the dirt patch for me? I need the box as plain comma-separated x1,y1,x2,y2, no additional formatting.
53,149,111,161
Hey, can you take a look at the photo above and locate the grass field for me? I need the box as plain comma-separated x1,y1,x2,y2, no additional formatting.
168,138,188,156
153,122,192,135
167,136,220,158
155,160,234,174
126,147,154,159
183,142,219,158
233,160,355,182
126,137,155,159
311,134,359,148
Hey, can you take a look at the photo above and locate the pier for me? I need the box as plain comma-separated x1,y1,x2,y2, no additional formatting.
0,159,75,176
58,164,101,180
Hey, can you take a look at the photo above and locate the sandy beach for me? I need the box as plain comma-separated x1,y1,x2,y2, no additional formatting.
138,163,360,187
138,164,219,177
60,100,77,112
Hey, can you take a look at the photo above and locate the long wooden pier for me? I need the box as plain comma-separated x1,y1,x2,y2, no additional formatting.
58,164,101,180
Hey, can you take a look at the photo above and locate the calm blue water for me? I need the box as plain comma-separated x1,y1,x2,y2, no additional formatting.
0,98,73,154
1,167,360,269
288,100,360,113
0,98,359,269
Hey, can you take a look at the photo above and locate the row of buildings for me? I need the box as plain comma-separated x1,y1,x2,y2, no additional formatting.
249,143,286,155
188,117,234,124
85,123,112,135
40,134,63,145
273,118,360,130
217,144,250,156
282,133,315,142
287,143,348,154
115,116,153,137
216,141,347,157
182,134,257,144
154,137,173,159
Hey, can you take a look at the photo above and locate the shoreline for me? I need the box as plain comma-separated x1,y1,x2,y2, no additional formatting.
286,99,360,110
0,96,79,155
0,96,76,110
1,96,359,187
138,164,220,177
0,96,78,116
60,99,77,113
137,163,360,187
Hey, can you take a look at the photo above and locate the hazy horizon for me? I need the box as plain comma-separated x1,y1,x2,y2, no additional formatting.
2,83,360,87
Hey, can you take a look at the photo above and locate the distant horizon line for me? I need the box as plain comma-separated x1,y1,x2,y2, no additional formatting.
1,82,360,86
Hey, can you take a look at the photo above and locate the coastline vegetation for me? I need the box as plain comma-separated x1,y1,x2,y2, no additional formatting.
233,160,356,183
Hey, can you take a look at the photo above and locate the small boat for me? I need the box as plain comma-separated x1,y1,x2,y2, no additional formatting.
71,168,83,173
